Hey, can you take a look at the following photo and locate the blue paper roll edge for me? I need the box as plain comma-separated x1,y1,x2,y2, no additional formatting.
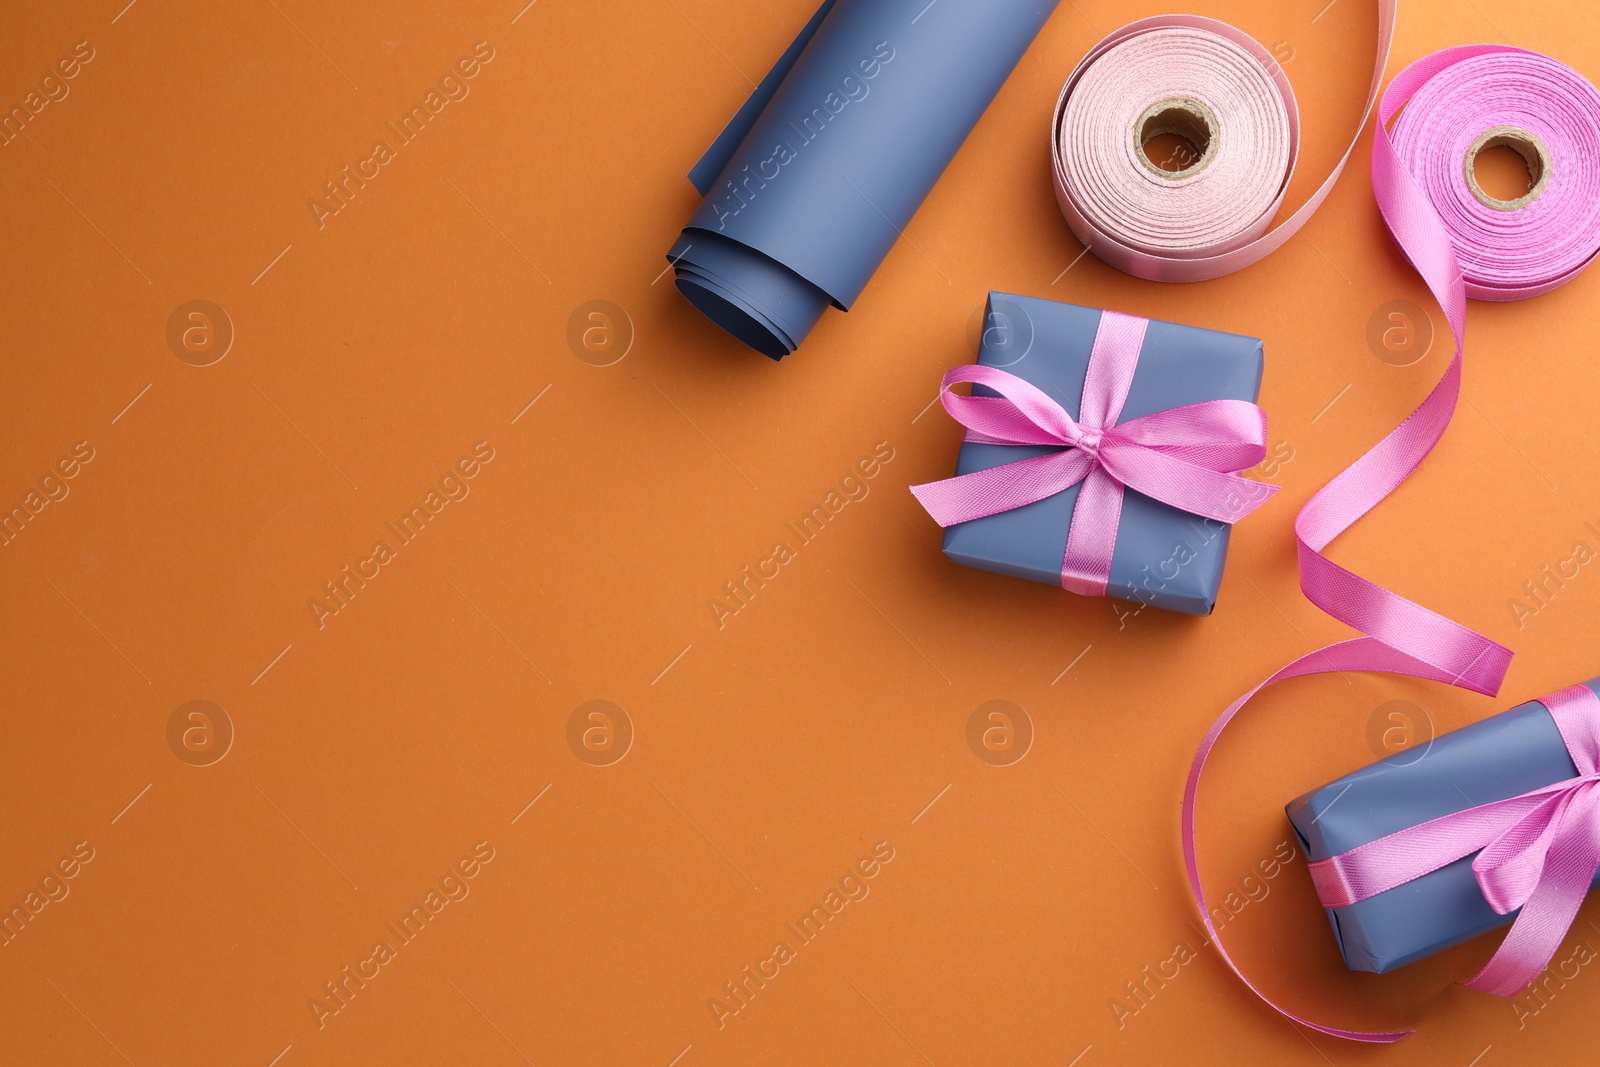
666,0,1059,359
669,0,840,359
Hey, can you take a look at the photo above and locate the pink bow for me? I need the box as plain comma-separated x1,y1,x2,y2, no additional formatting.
910,309,1277,595
1307,684,1600,996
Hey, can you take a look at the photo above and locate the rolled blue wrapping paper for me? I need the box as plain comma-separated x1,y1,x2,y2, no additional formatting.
668,0,1059,359
1286,678,1600,974
941,292,1264,615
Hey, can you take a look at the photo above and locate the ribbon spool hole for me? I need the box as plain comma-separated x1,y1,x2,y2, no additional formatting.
1465,125,1551,210
1136,97,1219,178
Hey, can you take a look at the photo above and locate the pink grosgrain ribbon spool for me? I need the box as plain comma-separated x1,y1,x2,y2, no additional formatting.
1051,5,1395,281
1183,47,1600,1042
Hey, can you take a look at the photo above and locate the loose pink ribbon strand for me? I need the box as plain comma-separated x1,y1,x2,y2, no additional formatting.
910,310,1277,596
1183,42,1600,1043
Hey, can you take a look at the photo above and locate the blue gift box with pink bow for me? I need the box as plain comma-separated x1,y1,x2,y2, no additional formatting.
912,292,1275,616
1288,679,1600,980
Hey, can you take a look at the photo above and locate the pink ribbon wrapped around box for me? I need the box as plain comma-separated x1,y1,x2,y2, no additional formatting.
911,293,1277,615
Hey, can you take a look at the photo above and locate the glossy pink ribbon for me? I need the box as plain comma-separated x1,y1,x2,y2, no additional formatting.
1184,44,1600,1043
1308,684,1600,997
910,310,1277,595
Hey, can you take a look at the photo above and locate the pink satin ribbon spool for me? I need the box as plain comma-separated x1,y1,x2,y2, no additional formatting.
1051,6,1395,281
1183,45,1600,1043
1385,49,1600,300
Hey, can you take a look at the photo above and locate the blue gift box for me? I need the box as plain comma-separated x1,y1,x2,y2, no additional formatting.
939,292,1265,615
1286,678,1600,973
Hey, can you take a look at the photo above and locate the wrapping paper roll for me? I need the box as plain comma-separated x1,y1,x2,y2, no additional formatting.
666,0,1058,359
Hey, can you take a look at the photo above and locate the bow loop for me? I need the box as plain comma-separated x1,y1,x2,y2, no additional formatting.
1112,399,1270,467
938,364,1088,446
1472,786,1588,915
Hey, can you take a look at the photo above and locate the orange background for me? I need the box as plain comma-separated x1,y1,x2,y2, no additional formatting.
4,0,1600,1064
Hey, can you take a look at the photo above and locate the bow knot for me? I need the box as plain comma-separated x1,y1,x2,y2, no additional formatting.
910,309,1278,597
1074,427,1104,457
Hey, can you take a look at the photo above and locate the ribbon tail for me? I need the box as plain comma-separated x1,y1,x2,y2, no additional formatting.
910,451,1094,528
1101,444,1279,523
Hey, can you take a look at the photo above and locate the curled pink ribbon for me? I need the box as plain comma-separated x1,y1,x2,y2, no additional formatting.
1308,684,1600,998
910,309,1277,595
1183,45,1600,1043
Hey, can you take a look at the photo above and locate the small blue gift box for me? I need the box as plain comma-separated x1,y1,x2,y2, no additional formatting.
1286,678,1600,973
938,292,1265,615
